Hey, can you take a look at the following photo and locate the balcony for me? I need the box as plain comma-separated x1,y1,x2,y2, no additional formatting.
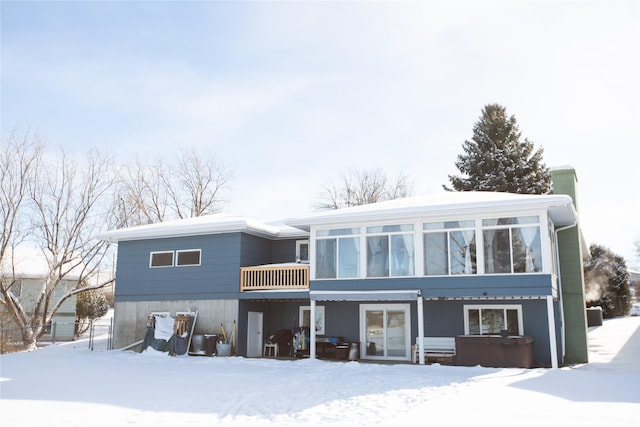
240,263,310,291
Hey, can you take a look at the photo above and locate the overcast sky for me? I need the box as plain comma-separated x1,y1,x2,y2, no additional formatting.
2,1,638,267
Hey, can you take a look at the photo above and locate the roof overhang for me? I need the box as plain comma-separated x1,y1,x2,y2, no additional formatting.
309,290,420,301
95,214,308,243
286,192,578,232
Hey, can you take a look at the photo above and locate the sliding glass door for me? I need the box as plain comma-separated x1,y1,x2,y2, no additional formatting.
360,304,411,361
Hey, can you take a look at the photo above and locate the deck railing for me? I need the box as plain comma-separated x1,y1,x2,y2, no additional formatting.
240,264,310,291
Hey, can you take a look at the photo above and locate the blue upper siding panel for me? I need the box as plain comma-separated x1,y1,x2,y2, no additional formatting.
115,233,242,302
240,234,272,267
115,232,299,302
310,274,555,298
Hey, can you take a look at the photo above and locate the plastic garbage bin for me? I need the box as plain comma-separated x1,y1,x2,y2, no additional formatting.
586,307,603,327
348,342,359,361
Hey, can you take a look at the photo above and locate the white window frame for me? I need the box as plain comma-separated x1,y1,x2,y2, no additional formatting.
423,219,477,276
149,251,174,268
365,224,415,278
175,249,201,267
296,240,309,263
463,304,524,336
308,211,553,280
299,305,325,335
314,228,361,280
359,303,411,361
482,215,542,275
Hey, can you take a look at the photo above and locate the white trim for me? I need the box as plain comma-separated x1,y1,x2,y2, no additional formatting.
175,249,202,267
310,300,317,360
97,214,308,242
311,211,554,281
423,295,547,300
359,303,412,361
422,218,477,276
417,296,425,365
296,240,309,263
288,192,577,231
310,290,420,301
463,304,524,335
299,305,325,335
149,251,174,268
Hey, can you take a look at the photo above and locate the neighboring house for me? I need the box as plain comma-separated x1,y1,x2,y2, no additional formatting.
0,247,79,341
98,167,589,368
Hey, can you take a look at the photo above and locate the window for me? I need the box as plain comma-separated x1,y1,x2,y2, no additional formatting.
150,249,201,268
299,306,325,335
366,224,414,277
176,249,201,266
296,240,309,263
423,220,476,275
464,305,523,336
315,228,360,279
483,216,542,274
150,251,174,268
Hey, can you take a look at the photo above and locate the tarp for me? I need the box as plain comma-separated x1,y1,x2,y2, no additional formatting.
139,314,196,356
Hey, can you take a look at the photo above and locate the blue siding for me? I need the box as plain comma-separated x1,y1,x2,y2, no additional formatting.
115,233,301,302
423,299,553,367
310,274,555,298
271,239,297,264
115,233,243,302
240,234,272,267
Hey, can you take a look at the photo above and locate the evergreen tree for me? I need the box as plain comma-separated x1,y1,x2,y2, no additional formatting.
76,288,110,335
446,104,552,194
584,244,631,318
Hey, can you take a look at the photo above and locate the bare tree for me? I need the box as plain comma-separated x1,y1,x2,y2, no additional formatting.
119,157,169,225
1,130,118,350
316,168,413,210
120,148,232,226
174,148,232,218
0,129,43,347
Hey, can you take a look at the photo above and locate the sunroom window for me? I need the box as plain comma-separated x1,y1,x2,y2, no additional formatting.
315,228,360,279
366,224,414,277
483,216,542,274
423,220,476,275
464,305,523,336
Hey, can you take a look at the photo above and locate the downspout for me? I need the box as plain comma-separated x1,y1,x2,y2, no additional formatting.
546,295,559,369
310,299,316,360
553,221,578,367
417,294,425,365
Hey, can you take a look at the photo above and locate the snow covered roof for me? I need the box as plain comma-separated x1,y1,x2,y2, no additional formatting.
286,191,578,231
95,214,309,243
96,192,578,242
0,246,84,280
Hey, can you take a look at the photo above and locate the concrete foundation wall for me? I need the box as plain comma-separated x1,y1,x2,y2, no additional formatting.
113,299,239,350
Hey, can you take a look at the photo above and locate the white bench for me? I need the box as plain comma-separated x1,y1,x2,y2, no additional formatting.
413,337,456,363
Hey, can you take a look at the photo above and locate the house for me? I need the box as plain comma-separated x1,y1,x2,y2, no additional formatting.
98,167,589,368
0,247,79,342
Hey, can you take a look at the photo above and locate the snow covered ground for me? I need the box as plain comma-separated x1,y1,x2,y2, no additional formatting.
1,316,638,427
